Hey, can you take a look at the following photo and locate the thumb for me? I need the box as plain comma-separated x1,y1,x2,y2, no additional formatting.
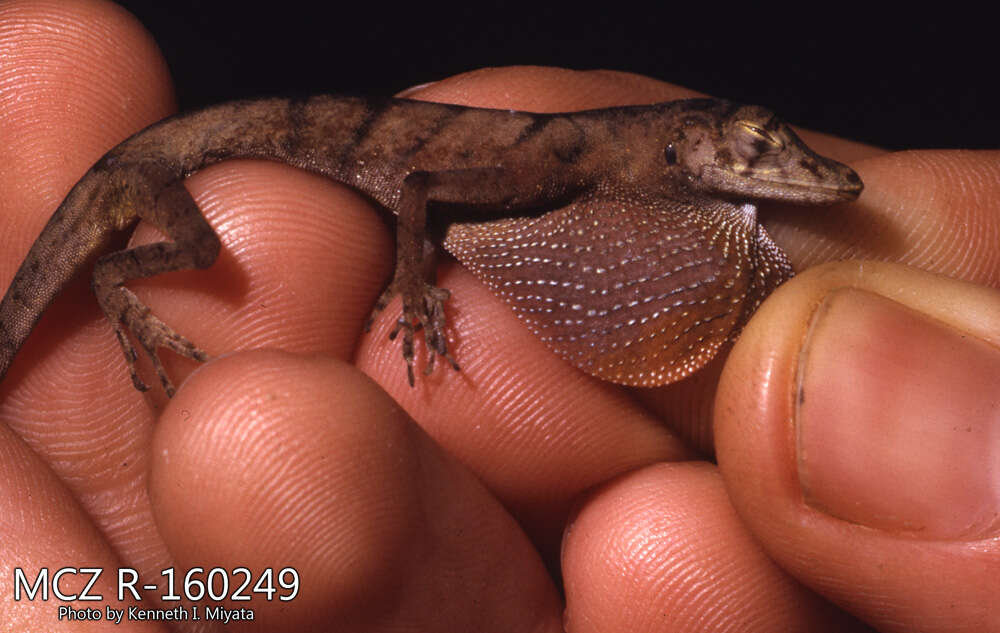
714,261,1000,633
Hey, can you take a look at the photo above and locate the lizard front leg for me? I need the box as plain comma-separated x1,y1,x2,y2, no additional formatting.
91,179,220,396
368,170,462,387
369,166,577,386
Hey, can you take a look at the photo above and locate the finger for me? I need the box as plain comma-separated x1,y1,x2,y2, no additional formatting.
150,350,563,633
562,462,869,632
715,261,1000,632
0,0,175,242
130,159,393,407
0,422,163,631
401,66,704,111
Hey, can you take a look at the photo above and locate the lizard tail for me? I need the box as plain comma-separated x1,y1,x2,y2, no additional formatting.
0,174,124,385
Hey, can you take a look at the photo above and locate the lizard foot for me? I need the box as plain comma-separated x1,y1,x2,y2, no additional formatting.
105,286,208,397
366,280,459,386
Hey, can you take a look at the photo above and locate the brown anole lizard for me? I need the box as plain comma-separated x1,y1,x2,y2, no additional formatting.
0,96,862,396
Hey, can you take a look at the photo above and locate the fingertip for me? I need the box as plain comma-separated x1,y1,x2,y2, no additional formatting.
562,463,857,632
0,423,155,629
0,0,174,228
399,66,700,111
151,351,420,626
150,350,563,631
131,159,393,390
715,261,1000,632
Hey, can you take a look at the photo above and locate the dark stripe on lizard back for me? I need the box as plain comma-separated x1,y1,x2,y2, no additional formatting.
393,104,466,162
511,115,551,147
280,96,311,159
335,97,392,169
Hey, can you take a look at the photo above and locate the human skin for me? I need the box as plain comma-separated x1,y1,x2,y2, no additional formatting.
0,1,998,632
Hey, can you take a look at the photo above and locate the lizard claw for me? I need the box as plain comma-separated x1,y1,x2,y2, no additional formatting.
368,278,458,386
111,326,151,393
388,317,417,387
421,286,459,375
101,286,208,398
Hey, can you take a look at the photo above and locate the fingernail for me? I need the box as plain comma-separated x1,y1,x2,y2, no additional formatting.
796,288,1000,540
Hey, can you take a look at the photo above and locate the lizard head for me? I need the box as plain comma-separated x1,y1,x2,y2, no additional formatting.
665,101,863,204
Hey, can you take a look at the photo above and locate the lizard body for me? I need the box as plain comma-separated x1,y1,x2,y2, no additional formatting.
0,96,862,395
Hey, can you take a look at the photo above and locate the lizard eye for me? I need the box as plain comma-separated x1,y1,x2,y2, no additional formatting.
664,143,677,165
738,121,781,147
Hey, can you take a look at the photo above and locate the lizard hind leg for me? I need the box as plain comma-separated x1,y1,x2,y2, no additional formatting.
91,179,220,397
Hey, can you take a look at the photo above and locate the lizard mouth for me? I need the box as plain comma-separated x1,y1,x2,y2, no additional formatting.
747,176,864,202
700,164,864,204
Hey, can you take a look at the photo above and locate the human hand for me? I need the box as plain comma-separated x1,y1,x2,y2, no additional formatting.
1,2,997,632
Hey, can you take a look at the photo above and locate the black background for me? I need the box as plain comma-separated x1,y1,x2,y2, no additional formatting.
116,1,996,151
